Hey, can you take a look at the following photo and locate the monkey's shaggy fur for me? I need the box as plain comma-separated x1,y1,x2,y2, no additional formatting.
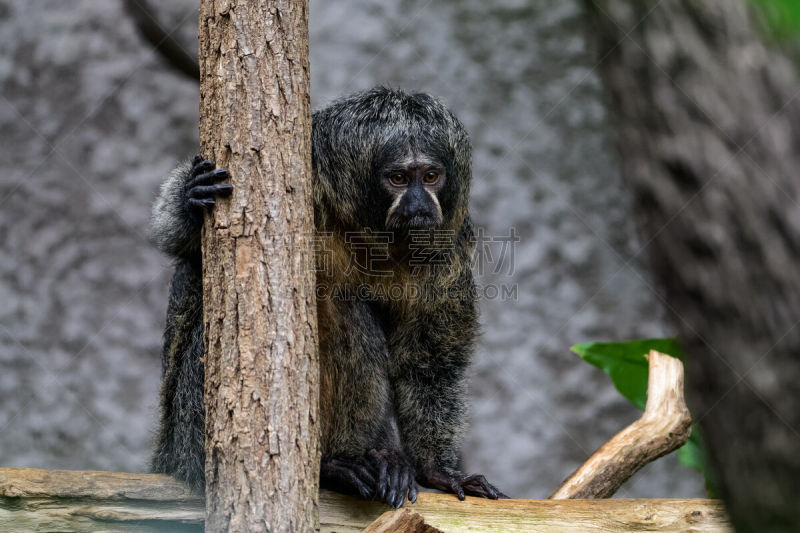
151,87,498,503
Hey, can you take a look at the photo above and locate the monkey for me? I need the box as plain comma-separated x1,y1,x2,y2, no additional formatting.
150,87,505,508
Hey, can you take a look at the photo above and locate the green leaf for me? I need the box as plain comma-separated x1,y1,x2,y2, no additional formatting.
570,338,683,410
676,430,705,472
677,428,720,498
749,0,800,67
750,0,800,41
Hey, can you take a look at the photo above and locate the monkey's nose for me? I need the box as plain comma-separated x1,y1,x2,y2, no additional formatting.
401,202,435,219
399,187,435,219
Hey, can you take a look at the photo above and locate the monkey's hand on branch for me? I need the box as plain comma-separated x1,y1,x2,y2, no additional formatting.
366,448,418,509
320,450,417,509
151,155,231,258
418,468,507,501
185,155,232,218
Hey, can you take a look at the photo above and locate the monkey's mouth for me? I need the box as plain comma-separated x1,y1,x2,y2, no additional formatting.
408,214,442,229
388,213,442,230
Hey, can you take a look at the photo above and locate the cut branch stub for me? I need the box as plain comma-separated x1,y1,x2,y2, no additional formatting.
363,507,444,533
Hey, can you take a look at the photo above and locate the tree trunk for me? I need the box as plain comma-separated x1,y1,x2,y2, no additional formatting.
197,1,318,532
584,1,800,531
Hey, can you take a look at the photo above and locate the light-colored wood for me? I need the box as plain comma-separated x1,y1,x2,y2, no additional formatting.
550,350,692,499
362,507,443,533
320,492,732,533
197,0,318,531
0,467,197,501
0,468,732,533
0,468,203,532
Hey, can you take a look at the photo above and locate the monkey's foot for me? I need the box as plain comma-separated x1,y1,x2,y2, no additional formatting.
419,470,508,500
367,448,418,508
320,455,377,500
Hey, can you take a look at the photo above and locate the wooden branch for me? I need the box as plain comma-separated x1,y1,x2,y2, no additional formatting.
550,350,692,499
0,468,732,532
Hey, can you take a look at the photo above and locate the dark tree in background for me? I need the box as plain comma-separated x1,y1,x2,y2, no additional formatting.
585,1,800,531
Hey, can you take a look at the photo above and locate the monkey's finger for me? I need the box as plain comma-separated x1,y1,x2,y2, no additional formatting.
461,474,492,490
399,469,415,505
470,486,500,499
191,159,216,177
328,458,375,485
408,479,418,504
374,466,388,502
349,461,377,488
188,184,233,200
384,465,398,507
188,198,215,211
322,463,372,500
387,466,402,508
367,450,389,502
186,168,230,190
191,154,204,166
483,483,503,500
462,475,502,500
449,478,466,501
463,482,497,499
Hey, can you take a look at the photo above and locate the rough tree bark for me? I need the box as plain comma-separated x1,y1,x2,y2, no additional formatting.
584,1,800,531
198,1,318,532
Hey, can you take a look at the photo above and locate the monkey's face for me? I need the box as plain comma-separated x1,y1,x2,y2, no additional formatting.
312,87,472,236
381,152,446,231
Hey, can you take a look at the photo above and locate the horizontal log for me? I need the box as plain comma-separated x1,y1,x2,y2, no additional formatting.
0,468,732,532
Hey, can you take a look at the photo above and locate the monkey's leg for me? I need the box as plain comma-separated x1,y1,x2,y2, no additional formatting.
318,300,416,507
391,295,508,500
394,366,507,500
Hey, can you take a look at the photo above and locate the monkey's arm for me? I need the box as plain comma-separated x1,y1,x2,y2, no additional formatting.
391,271,505,500
149,156,230,492
151,259,206,491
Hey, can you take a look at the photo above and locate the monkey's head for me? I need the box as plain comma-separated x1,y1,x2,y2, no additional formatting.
312,87,472,236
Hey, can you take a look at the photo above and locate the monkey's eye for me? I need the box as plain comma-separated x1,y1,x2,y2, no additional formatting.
423,171,439,184
388,173,408,186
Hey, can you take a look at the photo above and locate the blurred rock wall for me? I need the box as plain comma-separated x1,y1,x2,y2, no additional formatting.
0,0,702,497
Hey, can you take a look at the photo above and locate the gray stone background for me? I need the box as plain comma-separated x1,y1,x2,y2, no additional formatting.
0,0,703,498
